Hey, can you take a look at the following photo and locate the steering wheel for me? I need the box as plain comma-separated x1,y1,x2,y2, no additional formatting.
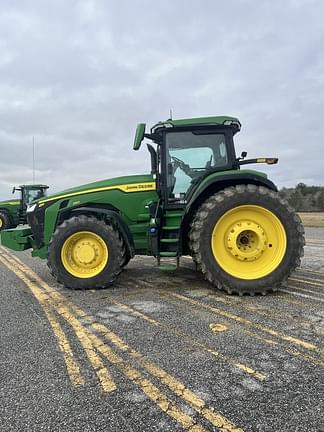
205,155,213,170
171,156,195,177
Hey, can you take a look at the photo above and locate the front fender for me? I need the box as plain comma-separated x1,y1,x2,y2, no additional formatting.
69,207,135,258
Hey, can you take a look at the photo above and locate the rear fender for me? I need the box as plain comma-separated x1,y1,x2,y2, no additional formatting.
187,173,277,212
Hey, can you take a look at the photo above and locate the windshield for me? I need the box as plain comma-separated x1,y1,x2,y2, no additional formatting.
166,131,228,198
25,188,47,204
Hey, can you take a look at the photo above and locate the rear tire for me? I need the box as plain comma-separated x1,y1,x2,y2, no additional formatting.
47,215,125,290
0,211,13,231
189,184,304,296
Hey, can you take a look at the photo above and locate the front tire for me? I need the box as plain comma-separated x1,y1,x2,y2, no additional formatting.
189,184,304,296
48,215,125,290
0,211,13,231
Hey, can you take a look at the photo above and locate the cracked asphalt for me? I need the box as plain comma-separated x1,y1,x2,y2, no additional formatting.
0,227,323,432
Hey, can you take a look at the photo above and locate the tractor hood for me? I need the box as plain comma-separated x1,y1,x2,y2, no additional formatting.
37,174,156,204
0,199,20,207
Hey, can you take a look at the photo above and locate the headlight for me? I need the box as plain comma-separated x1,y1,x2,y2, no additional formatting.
27,203,37,213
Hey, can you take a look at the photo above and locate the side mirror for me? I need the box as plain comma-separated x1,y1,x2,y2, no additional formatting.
237,151,247,162
147,144,158,175
12,187,16,194
133,123,146,150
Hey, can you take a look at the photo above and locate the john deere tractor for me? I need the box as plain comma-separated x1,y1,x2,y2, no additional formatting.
0,184,49,231
0,116,304,295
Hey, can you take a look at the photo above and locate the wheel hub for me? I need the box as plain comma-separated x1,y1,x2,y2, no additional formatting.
211,204,287,280
226,221,267,262
74,242,97,265
61,231,109,278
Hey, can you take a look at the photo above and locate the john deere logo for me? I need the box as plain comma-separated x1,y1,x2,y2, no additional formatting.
124,183,155,191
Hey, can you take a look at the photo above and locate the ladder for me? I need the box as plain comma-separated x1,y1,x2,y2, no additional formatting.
157,210,183,270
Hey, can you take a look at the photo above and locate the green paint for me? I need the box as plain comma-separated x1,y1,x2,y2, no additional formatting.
41,174,158,252
40,174,154,203
0,227,33,251
133,123,146,150
188,169,268,205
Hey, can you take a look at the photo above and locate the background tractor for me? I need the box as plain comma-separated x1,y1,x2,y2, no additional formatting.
0,116,304,295
0,184,49,231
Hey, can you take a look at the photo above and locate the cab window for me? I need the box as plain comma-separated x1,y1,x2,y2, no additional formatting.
25,189,46,204
166,131,228,198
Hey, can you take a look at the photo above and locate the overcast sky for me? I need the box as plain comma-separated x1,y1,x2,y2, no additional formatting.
1,0,324,199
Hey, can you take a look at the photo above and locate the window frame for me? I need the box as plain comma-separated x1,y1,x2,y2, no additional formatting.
160,126,237,205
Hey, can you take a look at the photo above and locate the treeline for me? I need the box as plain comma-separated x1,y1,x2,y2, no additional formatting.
279,183,324,211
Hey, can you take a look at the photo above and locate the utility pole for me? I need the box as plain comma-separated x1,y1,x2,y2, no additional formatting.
32,136,35,184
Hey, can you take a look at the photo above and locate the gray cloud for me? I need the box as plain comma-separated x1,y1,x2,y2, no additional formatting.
1,0,324,199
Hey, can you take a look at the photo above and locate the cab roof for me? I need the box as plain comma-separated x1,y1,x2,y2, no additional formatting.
134,115,241,150
151,115,241,133
18,184,49,189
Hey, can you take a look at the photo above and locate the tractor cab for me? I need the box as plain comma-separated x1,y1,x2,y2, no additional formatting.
13,184,49,223
134,116,241,203
134,116,278,205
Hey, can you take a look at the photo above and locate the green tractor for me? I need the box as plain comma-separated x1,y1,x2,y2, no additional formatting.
0,116,304,295
0,184,49,231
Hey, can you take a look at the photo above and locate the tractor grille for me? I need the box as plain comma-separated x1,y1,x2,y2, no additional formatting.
27,208,45,248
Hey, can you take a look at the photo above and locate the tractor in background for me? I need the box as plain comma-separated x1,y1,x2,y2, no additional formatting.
0,184,49,230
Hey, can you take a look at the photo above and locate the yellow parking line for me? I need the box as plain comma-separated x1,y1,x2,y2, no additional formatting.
0,253,232,432
0,255,84,388
85,330,206,432
0,256,205,431
289,277,324,288
108,299,160,326
34,289,207,430
296,268,324,276
2,250,245,432
80,322,244,432
306,238,324,244
91,320,244,431
287,285,324,295
171,293,324,355
43,307,85,387
126,274,323,336
0,254,116,393
0,249,266,383
104,297,266,382
169,293,324,367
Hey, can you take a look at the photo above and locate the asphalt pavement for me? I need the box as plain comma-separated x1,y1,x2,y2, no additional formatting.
0,228,323,432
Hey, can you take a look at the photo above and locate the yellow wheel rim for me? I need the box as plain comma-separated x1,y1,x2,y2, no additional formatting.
211,205,287,280
61,231,109,278
0,218,3,229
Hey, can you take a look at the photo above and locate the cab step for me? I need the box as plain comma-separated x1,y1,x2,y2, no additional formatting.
158,263,178,271
157,254,180,271
160,238,179,243
164,212,183,218
162,225,180,230
160,251,178,257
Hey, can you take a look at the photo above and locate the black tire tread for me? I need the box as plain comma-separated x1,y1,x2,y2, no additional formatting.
0,211,13,231
47,215,126,290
